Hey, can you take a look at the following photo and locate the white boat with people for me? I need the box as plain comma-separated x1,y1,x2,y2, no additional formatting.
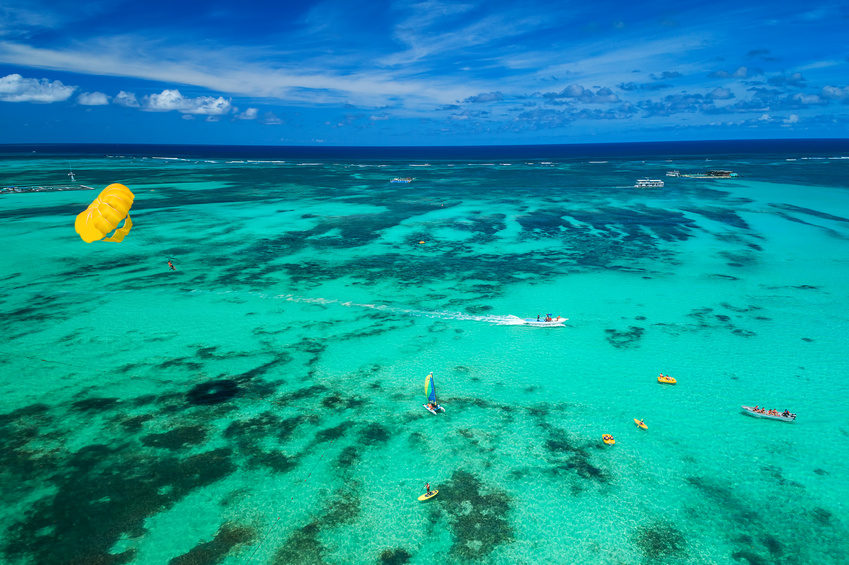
741,405,796,422
635,178,664,188
521,314,567,327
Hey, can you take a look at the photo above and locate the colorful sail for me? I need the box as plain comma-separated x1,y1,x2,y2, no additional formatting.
424,372,437,404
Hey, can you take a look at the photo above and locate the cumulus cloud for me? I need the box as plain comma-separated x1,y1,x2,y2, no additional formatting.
0,73,75,103
236,107,258,120
77,91,109,105
463,91,504,103
143,89,233,115
768,72,805,88
617,81,669,92
650,71,682,80
821,85,849,101
707,87,734,100
791,93,825,105
114,91,140,107
544,84,620,103
262,111,282,125
709,66,762,79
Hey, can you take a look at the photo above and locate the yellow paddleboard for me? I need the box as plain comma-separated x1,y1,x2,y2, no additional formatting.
418,490,438,501
634,418,647,429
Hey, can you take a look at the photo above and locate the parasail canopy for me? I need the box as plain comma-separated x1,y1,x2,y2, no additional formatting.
75,183,135,243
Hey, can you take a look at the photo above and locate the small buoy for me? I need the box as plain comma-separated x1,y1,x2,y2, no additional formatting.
418,241,425,244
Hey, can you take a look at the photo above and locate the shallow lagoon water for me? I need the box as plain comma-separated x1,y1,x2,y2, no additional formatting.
1,143,848,564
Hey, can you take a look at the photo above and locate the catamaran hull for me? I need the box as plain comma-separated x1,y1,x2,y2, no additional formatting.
423,404,445,415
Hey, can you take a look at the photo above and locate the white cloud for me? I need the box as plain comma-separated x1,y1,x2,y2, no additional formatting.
821,85,849,101
114,90,139,107
0,73,75,102
792,93,825,105
77,91,109,105
262,111,282,124
143,89,232,115
0,39,470,108
237,107,258,119
707,87,733,100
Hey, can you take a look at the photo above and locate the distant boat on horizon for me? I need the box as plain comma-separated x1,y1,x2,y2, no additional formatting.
635,178,664,188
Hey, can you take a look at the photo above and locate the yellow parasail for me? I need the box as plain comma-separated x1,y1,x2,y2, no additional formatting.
75,183,135,242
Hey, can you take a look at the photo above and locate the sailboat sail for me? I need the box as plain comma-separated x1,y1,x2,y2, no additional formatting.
424,373,437,404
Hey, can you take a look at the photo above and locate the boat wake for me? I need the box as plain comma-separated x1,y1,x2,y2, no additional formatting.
273,294,526,325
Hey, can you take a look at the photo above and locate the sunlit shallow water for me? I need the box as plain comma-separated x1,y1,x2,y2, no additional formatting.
1,143,848,564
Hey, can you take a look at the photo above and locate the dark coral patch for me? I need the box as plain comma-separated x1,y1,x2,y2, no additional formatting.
314,421,355,444
441,470,513,560
379,548,412,564
273,522,323,565
224,412,281,441
604,326,644,348
71,397,120,413
168,523,254,565
359,422,391,445
811,507,832,524
336,446,361,468
288,385,329,401
142,426,208,450
119,414,154,433
186,380,240,405
243,449,298,474
3,447,235,565
633,521,687,560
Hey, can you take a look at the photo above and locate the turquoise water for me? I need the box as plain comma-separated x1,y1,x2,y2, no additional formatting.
1,146,848,564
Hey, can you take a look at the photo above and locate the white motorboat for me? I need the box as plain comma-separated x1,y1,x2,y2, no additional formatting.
741,406,796,422
635,178,664,188
521,316,567,327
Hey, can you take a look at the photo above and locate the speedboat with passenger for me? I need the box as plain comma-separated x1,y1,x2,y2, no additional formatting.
741,406,796,422
522,315,567,327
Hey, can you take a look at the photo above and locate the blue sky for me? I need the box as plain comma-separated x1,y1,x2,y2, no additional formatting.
1,0,848,146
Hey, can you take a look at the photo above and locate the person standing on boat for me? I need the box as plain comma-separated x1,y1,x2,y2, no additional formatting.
425,482,432,496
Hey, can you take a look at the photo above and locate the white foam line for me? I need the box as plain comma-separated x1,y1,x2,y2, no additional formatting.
273,293,522,324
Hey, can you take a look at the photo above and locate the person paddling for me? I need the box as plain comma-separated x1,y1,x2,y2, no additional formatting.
425,482,432,496
167,259,176,271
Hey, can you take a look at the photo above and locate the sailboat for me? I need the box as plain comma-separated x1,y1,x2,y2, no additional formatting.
423,372,445,415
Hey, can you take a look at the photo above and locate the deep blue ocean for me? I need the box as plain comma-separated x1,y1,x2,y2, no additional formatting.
1,139,848,564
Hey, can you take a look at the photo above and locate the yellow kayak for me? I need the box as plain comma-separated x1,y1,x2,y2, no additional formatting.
658,375,677,384
602,434,615,445
634,418,647,429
